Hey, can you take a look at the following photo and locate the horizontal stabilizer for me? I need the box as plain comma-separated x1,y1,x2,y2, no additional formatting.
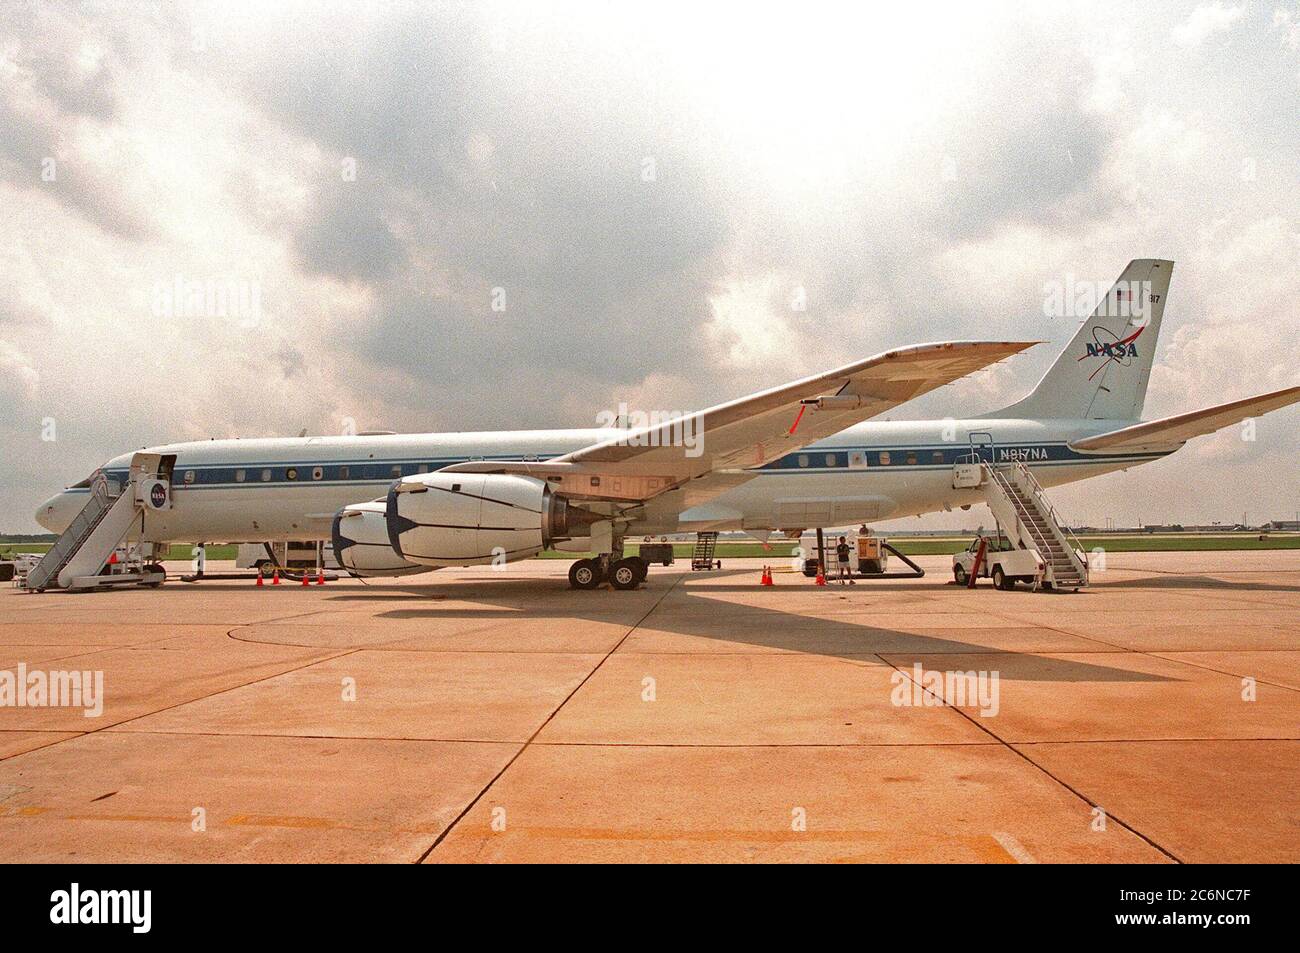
1070,386,1300,453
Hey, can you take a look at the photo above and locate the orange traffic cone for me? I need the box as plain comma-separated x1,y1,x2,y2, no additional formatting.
256,569,264,587
315,570,325,585
760,566,774,586
301,572,310,586
814,565,826,586
272,569,280,585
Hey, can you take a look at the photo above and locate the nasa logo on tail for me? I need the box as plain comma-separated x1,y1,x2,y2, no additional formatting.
1078,325,1144,380
1076,284,1162,381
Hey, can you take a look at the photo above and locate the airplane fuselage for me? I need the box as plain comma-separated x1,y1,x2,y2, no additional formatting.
36,418,1174,542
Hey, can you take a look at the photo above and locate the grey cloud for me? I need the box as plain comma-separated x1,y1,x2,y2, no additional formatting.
218,7,735,415
0,5,120,122
0,7,156,243
294,185,405,283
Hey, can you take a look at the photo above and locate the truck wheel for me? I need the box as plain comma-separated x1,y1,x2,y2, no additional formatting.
992,566,1008,590
954,565,968,586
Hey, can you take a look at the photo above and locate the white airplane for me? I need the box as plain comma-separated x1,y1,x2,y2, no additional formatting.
35,259,1300,590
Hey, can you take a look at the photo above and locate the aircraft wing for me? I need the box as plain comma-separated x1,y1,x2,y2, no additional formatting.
1070,386,1300,453
442,340,1035,503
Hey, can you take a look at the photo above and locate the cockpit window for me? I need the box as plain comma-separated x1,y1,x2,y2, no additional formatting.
69,476,93,489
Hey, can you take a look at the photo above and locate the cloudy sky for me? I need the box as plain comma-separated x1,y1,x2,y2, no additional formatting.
2,0,1298,533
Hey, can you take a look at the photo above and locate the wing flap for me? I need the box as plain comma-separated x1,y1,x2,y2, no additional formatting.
1070,386,1300,453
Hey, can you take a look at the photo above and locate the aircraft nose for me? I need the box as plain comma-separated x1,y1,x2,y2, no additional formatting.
35,493,73,534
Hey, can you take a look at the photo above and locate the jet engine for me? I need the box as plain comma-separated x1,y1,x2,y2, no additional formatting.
385,472,586,567
331,500,429,577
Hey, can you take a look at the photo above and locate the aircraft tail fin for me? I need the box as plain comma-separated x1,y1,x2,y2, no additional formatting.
992,259,1172,420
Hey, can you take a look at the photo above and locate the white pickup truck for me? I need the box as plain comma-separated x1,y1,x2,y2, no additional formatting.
952,535,1042,590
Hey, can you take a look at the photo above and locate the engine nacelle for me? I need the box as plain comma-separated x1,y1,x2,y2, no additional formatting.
331,500,429,577
386,473,573,567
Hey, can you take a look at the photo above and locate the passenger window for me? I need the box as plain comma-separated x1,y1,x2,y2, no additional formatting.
825,454,836,467
339,466,350,479
932,451,944,464
183,470,196,484
906,453,918,465
798,455,809,468
286,467,298,481
261,469,272,482
879,452,891,466
312,466,323,480
391,465,402,478
235,469,245,483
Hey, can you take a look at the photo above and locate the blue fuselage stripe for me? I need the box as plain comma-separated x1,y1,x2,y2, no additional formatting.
72,442,1168,493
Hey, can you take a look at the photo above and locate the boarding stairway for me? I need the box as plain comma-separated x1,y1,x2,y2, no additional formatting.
983,462,1089,590
23,453,171,592
691,531,720,571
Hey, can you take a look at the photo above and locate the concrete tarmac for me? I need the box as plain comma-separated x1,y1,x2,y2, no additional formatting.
0,550,1296,863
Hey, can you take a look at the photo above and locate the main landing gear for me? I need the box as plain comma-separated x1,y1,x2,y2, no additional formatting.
568,556,648,591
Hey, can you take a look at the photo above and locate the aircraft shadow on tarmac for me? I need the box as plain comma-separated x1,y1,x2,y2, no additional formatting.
1086,573,1300,594
315,570,1172,684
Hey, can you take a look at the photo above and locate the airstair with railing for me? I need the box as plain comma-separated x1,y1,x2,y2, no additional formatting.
952,435,1089,591
984,463,1089,590
23,452,173,592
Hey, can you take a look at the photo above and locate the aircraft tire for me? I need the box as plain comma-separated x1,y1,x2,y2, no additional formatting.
609,558,641,590
569,559,603,590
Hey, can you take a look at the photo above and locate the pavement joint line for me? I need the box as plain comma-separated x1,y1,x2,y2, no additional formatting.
414,571,687,864
223,608,341,642
1009,737,1300,745
1146,653,1300,695
1116,586,1300,613
16,724,1300,749
1074,569,1300,610
7,728,1298,745
972,604,1300,698
83,728,1008,747
1124,567,1300,576
882,656,1185,864
0,611,360,762
0,733,87,760
0,632,235,666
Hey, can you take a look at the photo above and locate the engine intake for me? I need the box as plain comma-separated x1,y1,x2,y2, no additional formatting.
385,473,582,567
331,500,428,577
